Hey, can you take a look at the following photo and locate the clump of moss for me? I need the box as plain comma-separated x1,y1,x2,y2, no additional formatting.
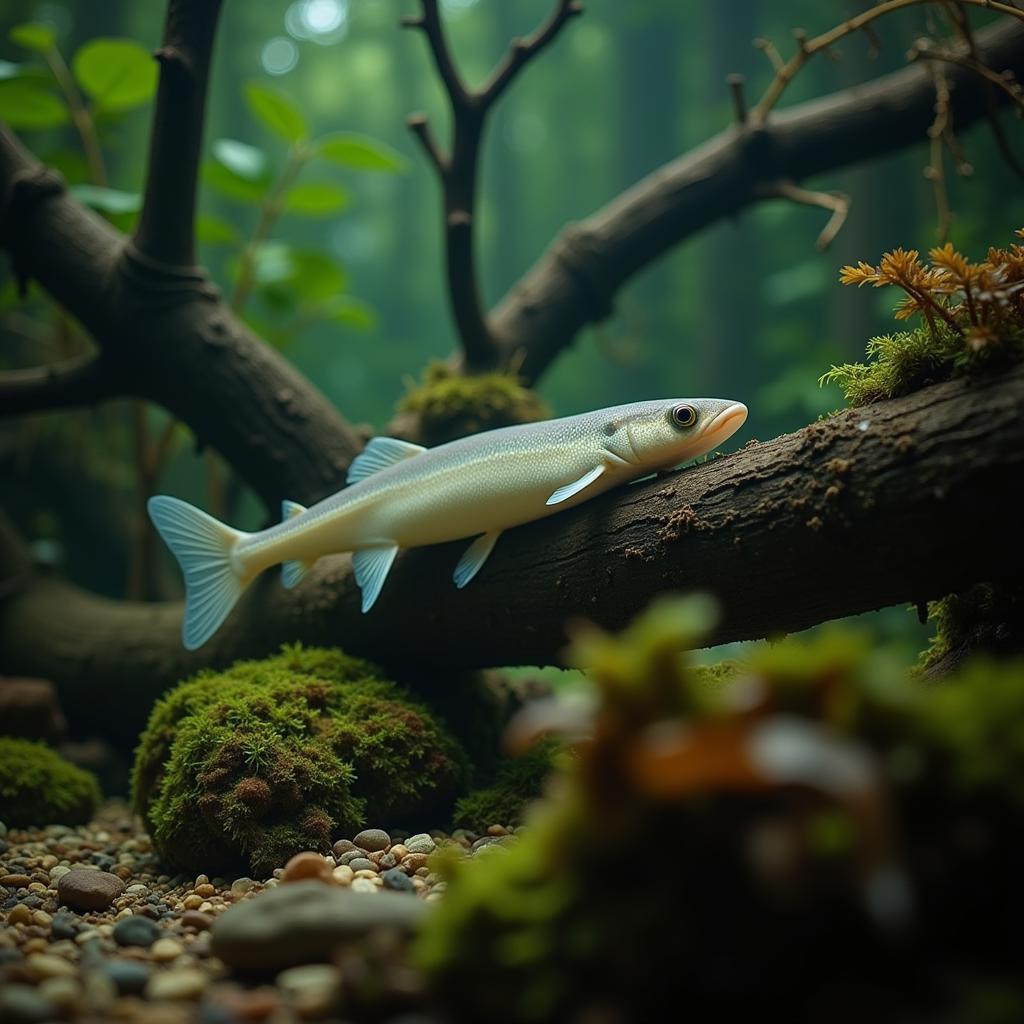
452,739,563,832
398,362,548,445
821,233,1024,406
0,737,100,827
132,645,468,876
418,598,1024,1022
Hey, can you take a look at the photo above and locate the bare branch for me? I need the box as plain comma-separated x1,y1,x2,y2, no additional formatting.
401,3,472,110
0,355,124,418
759,180,851,250
727,74,748,125
406,112,447,175
480,0,583,107
133,0,225,267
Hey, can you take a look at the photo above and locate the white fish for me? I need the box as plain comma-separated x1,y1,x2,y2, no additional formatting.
149,397,747,650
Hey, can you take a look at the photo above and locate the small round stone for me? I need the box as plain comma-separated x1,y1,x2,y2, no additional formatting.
402,853,430,873
277,963,341,1016
26,952,78,980
347,857,375,873
50,913,79,940
7,903,32,925
332,839,357,858
0,984,55,1024
350,878,377,894
180,910,213,931
487,824,509,836
182,894,204,910
352,829,390,853
281,851,332,884
380,868,415,893
404,833,436,856
331,865,353,886
37,976,80,1013
230,877,256,896
112,915,161,948
146,968,208,1001
1,874,32,888
150,937,185,962
102,960,151,995
56,869,125,912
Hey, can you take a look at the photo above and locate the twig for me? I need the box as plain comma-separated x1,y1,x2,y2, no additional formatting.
760,180,852,250
925,60,953,241
402,0,581,370
0,355,122,417
42,45,107,187
727,74,748,125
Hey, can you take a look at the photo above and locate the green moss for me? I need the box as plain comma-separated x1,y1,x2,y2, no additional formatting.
0,737,100,827
398,362,548,445
452,739,563,832
132,644,468,876
918,584,1024,675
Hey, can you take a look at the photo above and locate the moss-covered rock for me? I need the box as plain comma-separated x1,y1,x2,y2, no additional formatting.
452,739,562,832
0,737,100,827
397,362,548,446
132,645,469,876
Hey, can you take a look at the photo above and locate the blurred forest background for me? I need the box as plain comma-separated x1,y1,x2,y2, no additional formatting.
2,0,1022,661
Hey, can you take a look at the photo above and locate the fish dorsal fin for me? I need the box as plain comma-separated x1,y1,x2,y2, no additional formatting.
282,499,307,520
352,545,399,613
453,530,502,590
347,437,426,484
545,464,606,506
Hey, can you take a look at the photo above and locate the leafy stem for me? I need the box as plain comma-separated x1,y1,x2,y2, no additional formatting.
41,43,107,187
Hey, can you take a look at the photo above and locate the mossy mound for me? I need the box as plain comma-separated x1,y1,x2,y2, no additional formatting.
418,598,1024,1022
0,737,101,827
452,739,562,832
398,362,548,446
132,645,469,876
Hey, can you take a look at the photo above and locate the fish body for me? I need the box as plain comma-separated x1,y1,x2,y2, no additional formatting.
149,397,747,650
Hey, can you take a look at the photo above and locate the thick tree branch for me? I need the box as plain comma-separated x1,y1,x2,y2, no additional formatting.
0,354,126,417
403,0,579,370
133,0,223,267
4,365,1022,744
488,18,1024,383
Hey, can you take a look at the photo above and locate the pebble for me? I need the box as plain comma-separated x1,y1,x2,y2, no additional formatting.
146,967,209,1001
180,910,213,931
405,833,436,856
332,839,357,858
7,903,32,925
26,952,78,979
350,877,377,894
0,873,32,888
37,976,80,1011
56,868,125,911
113,914,162,947
230,877,256,896
210,879,426,971
150,937,186,962
347,857,375,873
277,963,341,1016
353,828,391,852
50,912,79,940
0,983,55,1024
280,851,332,884
102,960,152,995
381,868,416,893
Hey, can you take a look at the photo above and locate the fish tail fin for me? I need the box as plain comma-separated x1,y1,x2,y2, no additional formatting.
147,495,248,651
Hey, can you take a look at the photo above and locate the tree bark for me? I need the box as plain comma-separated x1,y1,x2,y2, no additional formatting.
3,364,1022,744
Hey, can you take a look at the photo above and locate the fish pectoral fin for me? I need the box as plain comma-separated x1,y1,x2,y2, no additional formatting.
347,437,427,484
282,559,316,590
545,464,606,506
281,499,307,520
352,545,399,613
453,530,502,589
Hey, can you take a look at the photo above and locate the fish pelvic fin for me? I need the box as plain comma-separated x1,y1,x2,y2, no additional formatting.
352,545,399,613
148,495,248,651
280,500,314,589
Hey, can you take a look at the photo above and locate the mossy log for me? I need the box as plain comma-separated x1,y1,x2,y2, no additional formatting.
2,363,1022,743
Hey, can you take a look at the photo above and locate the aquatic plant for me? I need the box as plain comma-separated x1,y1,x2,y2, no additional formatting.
821,232,1024,405
0,737,100,827
132,644,468,876
397,362,549,445
418,597,1024,1022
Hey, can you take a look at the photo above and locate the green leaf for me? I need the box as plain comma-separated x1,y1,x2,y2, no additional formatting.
211,138,268,181
43,149,90,182
202,158,268,204
0,59,22,80
244,81,307,143
324,296,377,330
196,213,240,246
72,38,157,113
9,22,56,53
250,241,295,286
289,250,348,303
0,80,67,128
284,181,350,216
69,184,141,214
315,133,407,173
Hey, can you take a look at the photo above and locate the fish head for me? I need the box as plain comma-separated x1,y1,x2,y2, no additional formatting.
601,398,748,472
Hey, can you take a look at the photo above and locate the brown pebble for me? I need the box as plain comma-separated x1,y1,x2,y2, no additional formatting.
7,903,32,925
402,853,429,873
389,844,408,861
182,894,204,910
353,828,390,853
180,910,213,931
487,824,508,836
281,851,331,884
194,883,216,899
1,874,33,888
367,851,385,867
332,839,357,858
57,869,125,912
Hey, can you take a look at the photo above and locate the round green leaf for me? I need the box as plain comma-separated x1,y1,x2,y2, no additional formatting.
316,133,407,173
0,80,67,128
324,296,377,330
70,184,141,214
245,81,307,143
72,38,157,113
289,250,348,303
9,22,56,53
202,158,268,204
212,138,268,181
196,213,240,246
284,181,350,216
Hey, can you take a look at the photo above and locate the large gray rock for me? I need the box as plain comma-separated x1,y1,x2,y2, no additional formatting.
211,880,427,972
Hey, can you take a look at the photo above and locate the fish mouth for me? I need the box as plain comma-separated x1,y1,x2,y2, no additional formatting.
705,402,748,443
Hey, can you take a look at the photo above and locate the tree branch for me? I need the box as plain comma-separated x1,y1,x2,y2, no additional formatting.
487,18,1024,384
133,0,224,267
5,364,1022,743
0,354,125,417
402,0,580,370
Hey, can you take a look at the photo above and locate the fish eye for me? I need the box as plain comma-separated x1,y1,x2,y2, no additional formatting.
670,404,698,429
